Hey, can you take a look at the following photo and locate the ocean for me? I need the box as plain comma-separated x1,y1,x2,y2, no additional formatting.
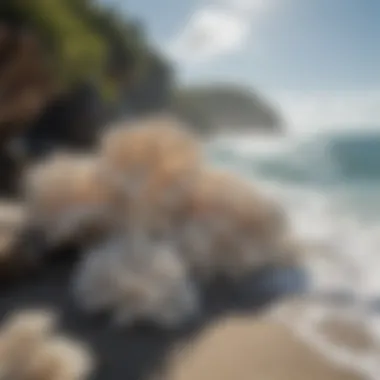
207,127,380,379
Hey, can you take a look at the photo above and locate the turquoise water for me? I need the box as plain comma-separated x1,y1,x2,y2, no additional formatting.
209,129,380,185
207,129,380,221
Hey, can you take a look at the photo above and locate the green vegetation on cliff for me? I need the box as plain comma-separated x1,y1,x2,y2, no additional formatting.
0,0,165,102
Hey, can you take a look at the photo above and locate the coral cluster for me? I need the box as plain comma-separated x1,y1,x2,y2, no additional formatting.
0,114,300,328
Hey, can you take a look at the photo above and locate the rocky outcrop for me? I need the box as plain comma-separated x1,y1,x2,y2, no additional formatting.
173,84,283,134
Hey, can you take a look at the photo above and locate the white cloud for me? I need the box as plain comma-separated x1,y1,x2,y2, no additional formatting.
166,0,273,64
271,91,380,133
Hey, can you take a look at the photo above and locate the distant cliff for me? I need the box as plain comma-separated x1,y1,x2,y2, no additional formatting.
172,84,283,134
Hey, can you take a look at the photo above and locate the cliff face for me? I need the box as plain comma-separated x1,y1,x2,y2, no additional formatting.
173,84,283,134
0,0,171,141
0,25,56,144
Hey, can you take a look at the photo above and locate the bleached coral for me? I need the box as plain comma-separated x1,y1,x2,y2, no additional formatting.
72,235,199,328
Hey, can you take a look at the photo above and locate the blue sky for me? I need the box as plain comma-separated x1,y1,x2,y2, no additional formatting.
100,0,380,128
